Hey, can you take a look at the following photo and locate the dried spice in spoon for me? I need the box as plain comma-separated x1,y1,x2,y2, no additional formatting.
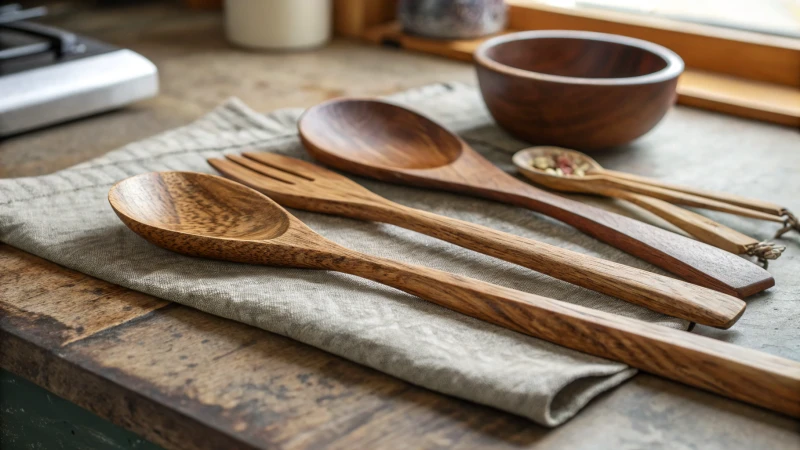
531,151,593,177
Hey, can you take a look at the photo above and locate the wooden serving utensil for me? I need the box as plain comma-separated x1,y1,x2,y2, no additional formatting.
513,147,786,265
296,98,774,298
208,152,745,328
512,147,792,222
575,159,800,239
108,171,800,418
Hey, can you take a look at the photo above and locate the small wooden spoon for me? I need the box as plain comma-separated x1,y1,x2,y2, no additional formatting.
513,146,787,221
108,171,800,419
513,147,785,263
297,98,773,298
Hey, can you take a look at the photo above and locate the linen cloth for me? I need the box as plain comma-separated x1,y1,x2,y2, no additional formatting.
0,83,702,426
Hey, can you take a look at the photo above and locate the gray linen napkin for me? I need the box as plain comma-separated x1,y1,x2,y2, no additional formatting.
0,83,690,426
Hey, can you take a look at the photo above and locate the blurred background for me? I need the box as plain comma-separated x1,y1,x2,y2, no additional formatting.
2,0,798,175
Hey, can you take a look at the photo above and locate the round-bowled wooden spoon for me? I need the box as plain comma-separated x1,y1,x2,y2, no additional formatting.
209,152,745,328
108,172,800,418
297,98,774,298
513,147,786,264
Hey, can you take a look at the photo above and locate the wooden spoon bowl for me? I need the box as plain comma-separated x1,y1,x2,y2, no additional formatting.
475,30,684,150
108,172,311,266
301,99,463,170
110,172,290,239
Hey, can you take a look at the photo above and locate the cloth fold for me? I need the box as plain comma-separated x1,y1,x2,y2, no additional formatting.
0,83,689,426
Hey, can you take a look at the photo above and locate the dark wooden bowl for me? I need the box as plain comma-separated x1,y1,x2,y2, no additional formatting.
475,30,684,151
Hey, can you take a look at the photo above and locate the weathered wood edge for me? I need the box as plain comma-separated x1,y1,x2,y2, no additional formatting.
0,312,261,450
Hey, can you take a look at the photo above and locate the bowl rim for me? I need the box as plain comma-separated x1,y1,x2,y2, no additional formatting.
474,30,684,85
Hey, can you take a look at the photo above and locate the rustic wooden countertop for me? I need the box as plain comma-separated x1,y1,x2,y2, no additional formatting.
1,4,798,449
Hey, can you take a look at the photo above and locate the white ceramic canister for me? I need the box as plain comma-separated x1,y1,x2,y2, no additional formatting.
225,0,332,50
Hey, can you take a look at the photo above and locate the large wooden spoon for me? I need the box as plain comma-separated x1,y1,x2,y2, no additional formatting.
297,98,774,298
108,171,800,418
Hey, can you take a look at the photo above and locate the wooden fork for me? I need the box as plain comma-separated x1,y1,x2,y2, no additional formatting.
208,152,746,328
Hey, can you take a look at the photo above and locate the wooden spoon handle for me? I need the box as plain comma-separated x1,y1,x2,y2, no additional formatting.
597,176,784,223
366,201,745,328
603,189,759,254
327,248,800,418
477,179,773,298
602,169,787,217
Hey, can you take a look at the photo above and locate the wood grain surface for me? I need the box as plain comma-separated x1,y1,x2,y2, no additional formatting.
474,31,683,150
2,5,798,450
590,178,783,222
208,152,746,328
675,70,800,128
602,167,790,217
297,98,774,298
5,241,799,450
602,191,760,254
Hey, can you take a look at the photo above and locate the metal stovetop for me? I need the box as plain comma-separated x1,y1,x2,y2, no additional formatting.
0,3,158,137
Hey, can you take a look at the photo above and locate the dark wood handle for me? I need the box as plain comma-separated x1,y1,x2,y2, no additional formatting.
605,189,758,254
363,201,745,328
327,247,800,419
476,178,774,298
596,177,783,223
603,169,787,216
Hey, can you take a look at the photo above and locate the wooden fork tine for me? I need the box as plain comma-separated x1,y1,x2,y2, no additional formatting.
208,157,294,191
224,154,298,184
243,152,332,180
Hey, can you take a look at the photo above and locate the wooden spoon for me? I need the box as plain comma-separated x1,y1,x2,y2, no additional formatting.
513,147,785,263
108,171,800,418
209,152,745,328
297,98,774,298
513,146,799,239
513,147,786,222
